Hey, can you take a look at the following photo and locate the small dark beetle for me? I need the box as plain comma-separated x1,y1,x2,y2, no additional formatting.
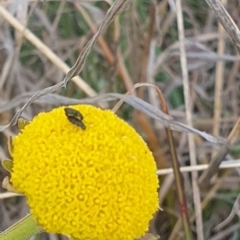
64,107,86,130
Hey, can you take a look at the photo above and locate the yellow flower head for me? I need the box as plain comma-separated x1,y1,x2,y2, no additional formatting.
11,105,159,240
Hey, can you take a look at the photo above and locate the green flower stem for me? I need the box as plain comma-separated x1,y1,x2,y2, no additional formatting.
0,214,43,240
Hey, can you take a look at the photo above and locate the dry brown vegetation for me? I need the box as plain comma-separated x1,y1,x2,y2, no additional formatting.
0,0,240,239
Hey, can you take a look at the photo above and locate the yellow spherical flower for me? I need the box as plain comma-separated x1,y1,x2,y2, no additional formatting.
11,104,159,240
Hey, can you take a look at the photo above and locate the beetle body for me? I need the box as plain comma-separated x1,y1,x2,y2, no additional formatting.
64,108,86,130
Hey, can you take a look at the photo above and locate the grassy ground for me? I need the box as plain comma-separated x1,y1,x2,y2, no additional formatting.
0,0,240,239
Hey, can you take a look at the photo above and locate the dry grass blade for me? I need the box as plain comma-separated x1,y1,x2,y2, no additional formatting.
212,2,226,147
199,117,240,190
0,91,227,145
157,160,240,175
75,4,134,92
0,5,96,97
208,224,240,240
0,0,131,132
205,0,240,52
176,0,203,238
63,0,131,85
213,194,240,231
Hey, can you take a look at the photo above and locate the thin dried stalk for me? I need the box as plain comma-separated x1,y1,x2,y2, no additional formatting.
0,5,96,97
176,0,203,238
212,0,227,150
156,160,240,175
204,0,240,53
199,118,240,190
75,3,134,92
